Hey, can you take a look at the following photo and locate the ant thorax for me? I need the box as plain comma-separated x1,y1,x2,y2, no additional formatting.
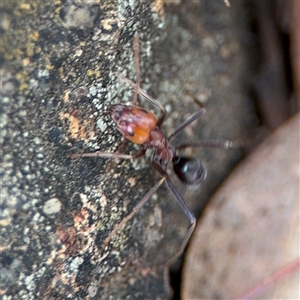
146,128,175,165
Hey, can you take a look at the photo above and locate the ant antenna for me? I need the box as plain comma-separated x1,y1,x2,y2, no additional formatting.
132,33,140,106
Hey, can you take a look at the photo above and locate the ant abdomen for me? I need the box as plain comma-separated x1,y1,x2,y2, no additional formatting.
172,156,207,185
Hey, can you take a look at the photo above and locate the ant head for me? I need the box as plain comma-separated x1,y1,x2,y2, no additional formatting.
172,156,207,185
109,104,125,123
109,104,157,144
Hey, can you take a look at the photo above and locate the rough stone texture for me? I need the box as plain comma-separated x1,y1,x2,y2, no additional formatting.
1,1,255,299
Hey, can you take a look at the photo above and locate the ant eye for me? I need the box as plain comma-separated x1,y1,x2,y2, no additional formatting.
127,130,134,137
172,156,207,185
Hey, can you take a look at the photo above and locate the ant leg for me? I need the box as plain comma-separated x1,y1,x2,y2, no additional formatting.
164,176,196,264
167,107,206,141
185,90,205,108
69,148,146,160
116,72,166,126
175,140,238,151
151,161,196,262
132,33,140,106
103,176,165,246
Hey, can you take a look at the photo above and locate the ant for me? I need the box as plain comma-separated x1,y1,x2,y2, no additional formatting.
70,33,235,261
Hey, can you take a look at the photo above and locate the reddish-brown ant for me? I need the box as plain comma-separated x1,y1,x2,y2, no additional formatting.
70,34,235,260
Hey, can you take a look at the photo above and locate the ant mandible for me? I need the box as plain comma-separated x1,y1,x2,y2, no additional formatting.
70,33,235,260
